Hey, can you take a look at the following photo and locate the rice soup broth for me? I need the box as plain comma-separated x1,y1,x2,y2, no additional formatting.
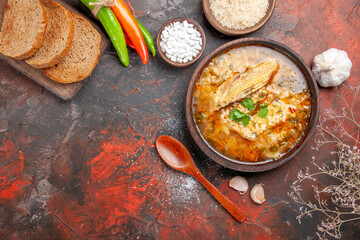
192,45,311,163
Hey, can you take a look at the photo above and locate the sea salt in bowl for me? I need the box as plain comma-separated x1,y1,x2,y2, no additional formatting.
156,18,206,67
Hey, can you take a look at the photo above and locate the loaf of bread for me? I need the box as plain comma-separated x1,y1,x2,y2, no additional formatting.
43,14,101,83
25,1,74,68
0,0,47,60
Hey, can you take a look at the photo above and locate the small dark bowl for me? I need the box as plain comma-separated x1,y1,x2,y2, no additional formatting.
202,0,276,36
156,18,206,67
185,38,320,172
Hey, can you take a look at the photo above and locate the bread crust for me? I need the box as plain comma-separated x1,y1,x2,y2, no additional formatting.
0,0,47,60
25,1,74,68
43,14,101,84
15,1,47,60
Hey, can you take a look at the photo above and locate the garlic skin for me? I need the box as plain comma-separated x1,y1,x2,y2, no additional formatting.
229,176,249,195
250,184,265,204
312,48,352,87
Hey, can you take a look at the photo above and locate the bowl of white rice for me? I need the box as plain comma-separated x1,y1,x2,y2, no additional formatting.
203,0,276,36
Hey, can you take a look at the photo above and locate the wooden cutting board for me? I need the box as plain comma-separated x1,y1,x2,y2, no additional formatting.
0,0,111,101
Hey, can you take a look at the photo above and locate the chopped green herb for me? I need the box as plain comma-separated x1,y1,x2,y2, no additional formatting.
241,115,250,126
231,100,268,125
229,109,250,126
241,98,256,113
229,109,246,122
259,103,268,118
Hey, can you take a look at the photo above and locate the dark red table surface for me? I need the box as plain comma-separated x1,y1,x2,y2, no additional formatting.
1,0,359,239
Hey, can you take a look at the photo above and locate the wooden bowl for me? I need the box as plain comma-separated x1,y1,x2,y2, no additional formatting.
185,38,320,172
202,0,276,36
156,18,206,67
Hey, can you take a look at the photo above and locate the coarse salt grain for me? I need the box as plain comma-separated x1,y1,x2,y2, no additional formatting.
160,20,202,64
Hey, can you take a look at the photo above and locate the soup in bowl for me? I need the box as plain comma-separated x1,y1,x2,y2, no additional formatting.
185,38,319,172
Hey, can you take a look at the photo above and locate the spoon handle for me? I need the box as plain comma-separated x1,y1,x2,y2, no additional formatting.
193,171,246,222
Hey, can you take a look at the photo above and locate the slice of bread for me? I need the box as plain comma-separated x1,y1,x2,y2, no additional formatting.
43,14,101,84
25,1,74,68
0,0,47,60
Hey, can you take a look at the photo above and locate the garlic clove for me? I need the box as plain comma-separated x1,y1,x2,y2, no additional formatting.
250,184,265,204
229,176,249,195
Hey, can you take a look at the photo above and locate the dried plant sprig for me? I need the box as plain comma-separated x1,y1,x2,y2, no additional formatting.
288,86,360,239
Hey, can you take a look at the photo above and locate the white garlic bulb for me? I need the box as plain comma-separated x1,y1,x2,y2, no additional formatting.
312,48,352,87
229,176,249,195
250,184,265,204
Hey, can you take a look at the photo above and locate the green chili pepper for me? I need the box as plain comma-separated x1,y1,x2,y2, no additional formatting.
135,18,156,57
81,0,129,66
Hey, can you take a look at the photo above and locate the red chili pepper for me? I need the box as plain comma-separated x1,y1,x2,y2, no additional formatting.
124,34,135,49
111,0,148,64
289,107,296,113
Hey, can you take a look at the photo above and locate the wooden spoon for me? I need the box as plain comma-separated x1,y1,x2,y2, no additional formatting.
156,135,246,222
